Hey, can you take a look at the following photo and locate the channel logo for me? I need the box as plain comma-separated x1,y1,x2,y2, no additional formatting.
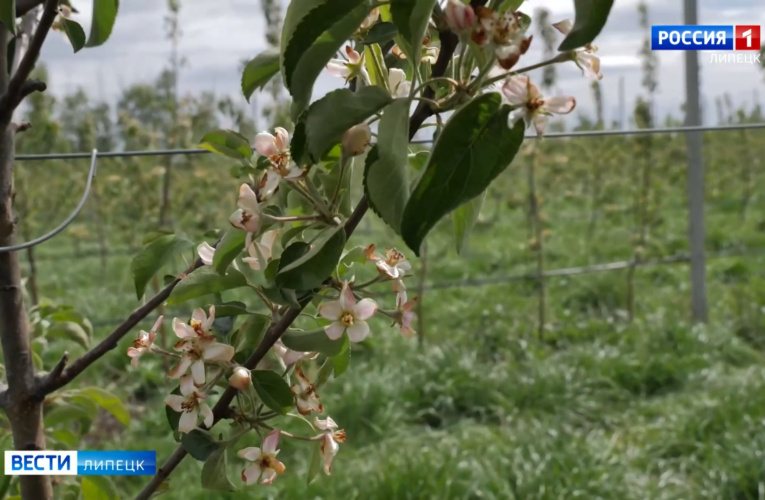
651,25,760,51
4,450,156,476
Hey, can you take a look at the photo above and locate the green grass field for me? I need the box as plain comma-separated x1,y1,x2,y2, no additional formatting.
8,126,765,499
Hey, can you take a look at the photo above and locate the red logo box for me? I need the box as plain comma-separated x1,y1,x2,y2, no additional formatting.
735,25,760,51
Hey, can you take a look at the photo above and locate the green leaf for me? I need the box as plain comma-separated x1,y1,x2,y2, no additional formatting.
280,224,310,247
276,226,346,290
182,430,220,461
400,93,525,256
364,98,410,233
498,0,525,12
251,370,294,414
283,0,376,118
213,229,247,276
50,428,80,448
46,322,89,349
557,0,615,51
306,444,322,485
408,150,429,171
452,189,486,255
278,241,311,271
198,129,253,161
302,86,392,162
241,49,280,102
49,310,93,337
315,356,335,387
131,234,193,300
390,0,436,66
317,163,352,218
201,445,237,492
167,266,248,306
340,245,367,267
332,337,351,377
213,301,256,317
0,0,15,35
77,387,130,426
141,229,173,245
85,0,119,48
363,21,398,45
232,314,269,364
81,476,118,500
62,19,86,52
44,403,92,429
282,328,346,356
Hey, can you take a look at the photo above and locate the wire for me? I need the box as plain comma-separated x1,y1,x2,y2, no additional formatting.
0,149,99,254
12,123,765,161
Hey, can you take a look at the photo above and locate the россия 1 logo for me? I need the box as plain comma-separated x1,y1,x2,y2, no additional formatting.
651,25,760,51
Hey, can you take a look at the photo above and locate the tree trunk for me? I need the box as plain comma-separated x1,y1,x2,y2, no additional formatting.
0,126,52,499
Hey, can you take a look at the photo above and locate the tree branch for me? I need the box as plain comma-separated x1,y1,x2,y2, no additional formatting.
16,0,45,17
134,23,460,500
0,0,57,124
35,258,207,397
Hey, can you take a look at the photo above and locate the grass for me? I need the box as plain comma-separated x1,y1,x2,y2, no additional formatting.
5,128,765,499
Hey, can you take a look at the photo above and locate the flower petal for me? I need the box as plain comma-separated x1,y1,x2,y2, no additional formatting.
254,132,279,157
318,300,343,321
262,170,281,199
325,321,346,340
237,184,260,214
262,429,280,454
353,298,378,321
241,464,262,485
179,373,195,396
533,113,548,136
191,360,206,386
178,410,198,434
326,60,350,78
273,127,290,152
260,230,279,252
199,402,214,428
314,416,338,430
173,318,197,340
202,341,235,362
260,468,277,485
552,19,573,35
164,395,185,412
502,76,529,105
168,356,192,380
544,95,576,115
339,283,356,311
237,447,262,461
347,321,370,342
191,308,207,325
508,108,528,129
197,242,215,266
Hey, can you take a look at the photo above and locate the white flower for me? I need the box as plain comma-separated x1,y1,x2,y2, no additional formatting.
553,19,603,81
291,364,323,415
341,123,371,157
365,245,412,280
229,184,261,233
326,45,370,84
242,230,278,271
127,315,163,368
229,366,252,391
273,339,317,366
238,430,286,486
169,307,235,386
394,293,418,338
164,374,214,434
254,127,304,200
388,68,411,98
445,0,476,33
197,242,215,266
314,417,346,475
318,282,378,342
502,75,576,137
359,7,379,30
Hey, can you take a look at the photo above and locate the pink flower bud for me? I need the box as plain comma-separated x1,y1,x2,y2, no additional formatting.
341,123,371,157
445,0,476,33
228,367,251,391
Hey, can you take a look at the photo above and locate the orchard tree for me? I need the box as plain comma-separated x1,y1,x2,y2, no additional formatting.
0,0,615,498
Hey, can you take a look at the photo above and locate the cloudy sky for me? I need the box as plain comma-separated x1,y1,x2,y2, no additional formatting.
38,0,765,129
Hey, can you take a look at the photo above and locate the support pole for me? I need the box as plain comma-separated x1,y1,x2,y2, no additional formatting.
683,0,708,323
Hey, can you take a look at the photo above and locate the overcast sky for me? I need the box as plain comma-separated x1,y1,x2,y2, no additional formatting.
38,0,765,129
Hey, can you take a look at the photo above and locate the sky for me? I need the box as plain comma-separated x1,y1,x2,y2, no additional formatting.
37,0,765,130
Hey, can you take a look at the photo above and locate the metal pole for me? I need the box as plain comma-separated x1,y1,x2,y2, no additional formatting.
683,0,708,323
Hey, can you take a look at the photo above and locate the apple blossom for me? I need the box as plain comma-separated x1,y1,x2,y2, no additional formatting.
242,230,278,271
173,306,216,341
229,366,252,391
553,19,603,81
365,245,411,282
394,294,418,338
502,75,576,137
341,123,371,157
359,7,379,30
445,0,476,33
291,364,323,415
238,429,286,485
314,416,346,475
197,242,215,266
164,374,214,434
470,7,532,69
388,68,411,98
318,282,378,342
229,183,261,233
326,46,369,84
273,339,317,366
127,315,163,368
255,127,290,170
169,308,235,386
